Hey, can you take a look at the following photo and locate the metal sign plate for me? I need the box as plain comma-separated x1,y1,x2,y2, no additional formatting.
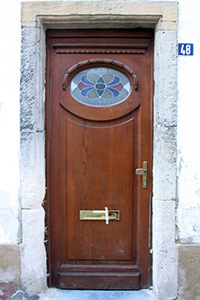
178,43,194,56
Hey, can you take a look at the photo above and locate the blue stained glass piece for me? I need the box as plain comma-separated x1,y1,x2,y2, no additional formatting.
82,76,94,86
96,83,105,90
107,87,120,98
81,87,94,97
107,76,120,86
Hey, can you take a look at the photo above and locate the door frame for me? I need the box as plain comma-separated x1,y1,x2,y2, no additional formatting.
20,2,178,298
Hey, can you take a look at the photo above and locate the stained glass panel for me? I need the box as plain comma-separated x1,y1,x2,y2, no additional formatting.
70,67,131,106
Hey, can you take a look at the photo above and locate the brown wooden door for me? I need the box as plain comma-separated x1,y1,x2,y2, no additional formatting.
46,29,153,290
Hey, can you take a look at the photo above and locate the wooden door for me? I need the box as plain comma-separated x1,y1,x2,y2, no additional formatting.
46,29,153,290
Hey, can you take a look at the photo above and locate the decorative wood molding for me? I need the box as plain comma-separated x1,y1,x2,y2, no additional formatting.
53,43,148,54
62,59,139,91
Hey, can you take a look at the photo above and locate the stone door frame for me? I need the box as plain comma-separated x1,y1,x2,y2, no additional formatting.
20,2,178,298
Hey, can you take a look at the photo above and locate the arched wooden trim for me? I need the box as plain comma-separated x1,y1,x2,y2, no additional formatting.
61,59,139,91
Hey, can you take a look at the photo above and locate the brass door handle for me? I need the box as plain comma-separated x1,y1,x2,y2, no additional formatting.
136,161,147,188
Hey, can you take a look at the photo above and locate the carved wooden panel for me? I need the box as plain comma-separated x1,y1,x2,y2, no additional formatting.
53,43,148,54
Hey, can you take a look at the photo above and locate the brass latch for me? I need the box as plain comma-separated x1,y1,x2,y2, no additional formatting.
136,161,147,188
80,207,120,224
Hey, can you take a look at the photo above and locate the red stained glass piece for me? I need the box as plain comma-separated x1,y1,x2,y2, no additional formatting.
112,82,123,91
78,82,91,91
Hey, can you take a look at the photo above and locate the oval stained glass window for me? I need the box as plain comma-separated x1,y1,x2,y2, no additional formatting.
70,67,131,106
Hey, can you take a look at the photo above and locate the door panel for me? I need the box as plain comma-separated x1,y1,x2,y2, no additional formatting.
46,29,153,289
65,113,135,261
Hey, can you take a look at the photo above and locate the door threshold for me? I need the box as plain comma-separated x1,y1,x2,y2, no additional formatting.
39,289,157,300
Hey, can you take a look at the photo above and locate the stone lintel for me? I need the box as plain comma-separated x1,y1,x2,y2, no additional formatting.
21,1,178,30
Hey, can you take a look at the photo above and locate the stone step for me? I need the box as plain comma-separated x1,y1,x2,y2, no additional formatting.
39,289,157,300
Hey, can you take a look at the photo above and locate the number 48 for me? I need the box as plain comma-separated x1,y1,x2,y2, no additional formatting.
181,44,191,55
179,43,193,56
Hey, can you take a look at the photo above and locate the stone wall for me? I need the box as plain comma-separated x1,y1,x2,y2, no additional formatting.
0,0,21,299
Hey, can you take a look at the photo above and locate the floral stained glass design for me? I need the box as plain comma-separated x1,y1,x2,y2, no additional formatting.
70,67,131,106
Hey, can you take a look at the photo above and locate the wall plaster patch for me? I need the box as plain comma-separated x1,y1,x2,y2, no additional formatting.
20,1,178,298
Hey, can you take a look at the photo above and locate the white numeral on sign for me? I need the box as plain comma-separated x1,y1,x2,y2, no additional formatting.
186,45,191,55
181,44,185,55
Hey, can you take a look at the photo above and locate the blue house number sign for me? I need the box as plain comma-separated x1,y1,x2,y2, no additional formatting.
178,43,194,56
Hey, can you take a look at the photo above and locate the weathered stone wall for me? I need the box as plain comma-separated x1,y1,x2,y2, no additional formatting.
153,22,178,300
0,246,20,299
176,1,200,299
20,17,47,297
0,0,21,299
